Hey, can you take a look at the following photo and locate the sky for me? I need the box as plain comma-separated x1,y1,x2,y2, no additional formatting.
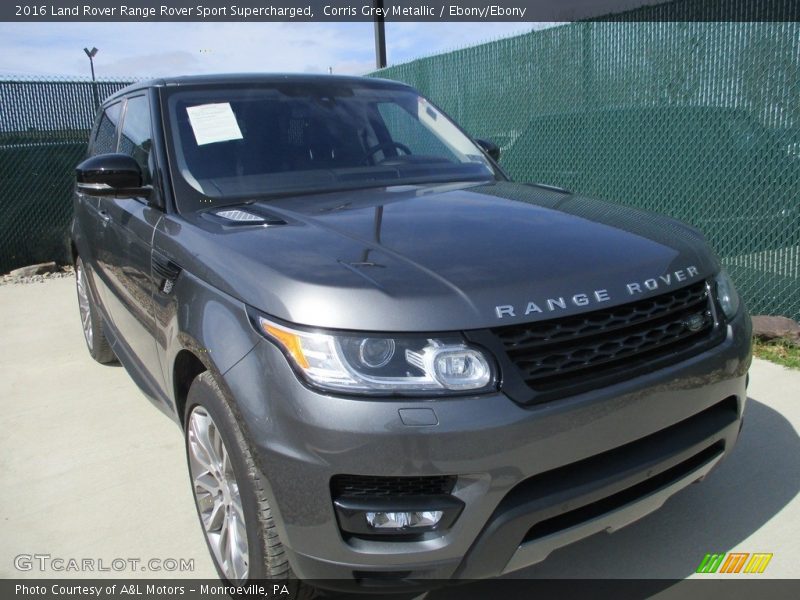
0,22,549,79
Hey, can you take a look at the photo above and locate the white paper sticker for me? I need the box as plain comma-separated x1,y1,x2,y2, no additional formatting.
186,102,243,146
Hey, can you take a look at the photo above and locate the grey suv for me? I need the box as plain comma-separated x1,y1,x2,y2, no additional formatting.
71,74,751,586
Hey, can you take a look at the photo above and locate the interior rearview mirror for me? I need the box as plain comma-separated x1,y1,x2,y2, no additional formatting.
475,138,501,161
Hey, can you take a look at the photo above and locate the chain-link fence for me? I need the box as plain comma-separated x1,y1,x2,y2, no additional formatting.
371,22,800,320
0,78,133,272
1,23,799,320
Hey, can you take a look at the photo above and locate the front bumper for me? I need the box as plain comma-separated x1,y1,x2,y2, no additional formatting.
222,309,751,583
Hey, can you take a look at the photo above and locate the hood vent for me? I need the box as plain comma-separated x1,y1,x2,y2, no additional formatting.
215,209,266,222
211,207,288,226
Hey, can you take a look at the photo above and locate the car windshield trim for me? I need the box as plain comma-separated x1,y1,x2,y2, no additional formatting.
194,174,496,208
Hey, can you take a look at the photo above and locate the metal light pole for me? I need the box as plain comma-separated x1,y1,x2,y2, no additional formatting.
373,0,386,69
84,46,99,109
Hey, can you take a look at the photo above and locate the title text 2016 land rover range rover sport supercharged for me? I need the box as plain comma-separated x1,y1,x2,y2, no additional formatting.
71,74,751,586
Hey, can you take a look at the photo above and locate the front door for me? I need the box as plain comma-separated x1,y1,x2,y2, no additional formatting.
97,93,166,397
80,100,122,307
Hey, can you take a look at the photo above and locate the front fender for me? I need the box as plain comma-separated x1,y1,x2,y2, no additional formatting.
154,268,261,416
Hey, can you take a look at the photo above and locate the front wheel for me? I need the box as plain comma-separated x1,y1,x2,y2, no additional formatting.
184,372,299,584
75,256,116,364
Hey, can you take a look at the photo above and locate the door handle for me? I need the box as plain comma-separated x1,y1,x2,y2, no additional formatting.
98,210,111,225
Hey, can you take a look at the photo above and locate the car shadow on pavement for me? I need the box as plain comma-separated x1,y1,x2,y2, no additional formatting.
425,397,799,598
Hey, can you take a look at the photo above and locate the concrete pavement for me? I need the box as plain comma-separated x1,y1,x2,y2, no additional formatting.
1,277,798,580
0,278,215,579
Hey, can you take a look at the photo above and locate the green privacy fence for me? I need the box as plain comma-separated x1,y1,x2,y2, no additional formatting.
0,78,133,272
371,22,800,320
1,23,799,321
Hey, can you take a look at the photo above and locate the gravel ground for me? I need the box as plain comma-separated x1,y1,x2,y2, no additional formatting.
1,265,74,286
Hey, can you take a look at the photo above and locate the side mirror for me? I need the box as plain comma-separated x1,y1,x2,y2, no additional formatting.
75,153,151,198
475,138,501,162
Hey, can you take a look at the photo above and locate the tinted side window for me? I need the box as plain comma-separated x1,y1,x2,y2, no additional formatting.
91,102,122,155
118,95,152,184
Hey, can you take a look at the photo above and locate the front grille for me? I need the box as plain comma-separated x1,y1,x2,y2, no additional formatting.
492,281,717,397
331,474,457,499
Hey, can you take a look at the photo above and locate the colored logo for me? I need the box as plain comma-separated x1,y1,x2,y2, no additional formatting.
696,552,773,574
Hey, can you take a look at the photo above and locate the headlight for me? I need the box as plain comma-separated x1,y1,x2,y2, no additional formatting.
714,269,740,320
256,315,495,395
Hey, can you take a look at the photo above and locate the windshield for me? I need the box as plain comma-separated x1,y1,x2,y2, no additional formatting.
164,81,497,212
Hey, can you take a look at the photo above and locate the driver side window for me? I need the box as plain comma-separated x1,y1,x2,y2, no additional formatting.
90,101,122,156
118,95,153,185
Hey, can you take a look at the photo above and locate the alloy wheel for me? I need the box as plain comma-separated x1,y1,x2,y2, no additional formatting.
187,406,249,582
75,261,94,351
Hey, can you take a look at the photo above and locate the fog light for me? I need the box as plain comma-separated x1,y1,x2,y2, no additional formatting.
333,495,464,536
365,510,444,530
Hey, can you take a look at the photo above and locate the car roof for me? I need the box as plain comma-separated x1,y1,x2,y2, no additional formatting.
103,73,413,105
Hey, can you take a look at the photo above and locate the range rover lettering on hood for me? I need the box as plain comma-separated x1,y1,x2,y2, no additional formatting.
495,265,700,319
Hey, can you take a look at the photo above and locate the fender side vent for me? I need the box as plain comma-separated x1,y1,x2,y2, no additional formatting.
152,252,182,294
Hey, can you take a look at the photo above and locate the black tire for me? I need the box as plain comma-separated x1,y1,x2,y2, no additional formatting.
184,372,307,586
75,256,116,364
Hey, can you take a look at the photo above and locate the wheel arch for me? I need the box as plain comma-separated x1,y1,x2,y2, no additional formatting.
173,348,208,428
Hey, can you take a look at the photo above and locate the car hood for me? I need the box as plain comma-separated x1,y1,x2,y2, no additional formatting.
163,181,719,331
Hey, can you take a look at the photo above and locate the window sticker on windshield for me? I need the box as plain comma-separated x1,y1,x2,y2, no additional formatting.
186,102,243,146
